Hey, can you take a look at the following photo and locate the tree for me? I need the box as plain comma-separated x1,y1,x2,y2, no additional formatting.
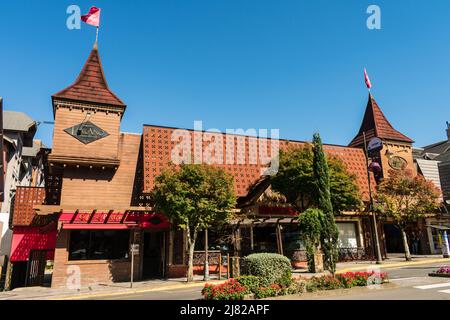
151,164,236,282
376,169,440,261
312,133,339,276
298,208,325,272
271,145,362,213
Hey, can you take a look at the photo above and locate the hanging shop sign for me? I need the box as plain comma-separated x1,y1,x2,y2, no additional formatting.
64,121,109,144
367,137,383,153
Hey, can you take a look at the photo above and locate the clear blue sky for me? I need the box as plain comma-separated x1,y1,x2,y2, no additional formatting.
1,0,450,148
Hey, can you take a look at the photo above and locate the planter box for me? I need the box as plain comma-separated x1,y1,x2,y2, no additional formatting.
429,273,450,278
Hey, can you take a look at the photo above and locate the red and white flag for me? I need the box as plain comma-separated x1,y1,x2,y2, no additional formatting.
81,7,101,27
364,68,372,90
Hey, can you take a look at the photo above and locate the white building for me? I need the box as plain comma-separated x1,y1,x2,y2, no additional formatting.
0,111,44,264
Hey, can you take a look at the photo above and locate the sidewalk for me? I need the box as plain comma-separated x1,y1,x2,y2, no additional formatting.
0,275,226,301
1,254,449,300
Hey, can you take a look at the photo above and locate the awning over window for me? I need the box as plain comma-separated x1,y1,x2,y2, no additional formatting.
10,227,56,262
59,211,170,230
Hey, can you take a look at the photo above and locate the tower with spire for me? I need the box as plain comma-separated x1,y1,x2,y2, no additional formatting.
350,93,414,180
49,43,126,170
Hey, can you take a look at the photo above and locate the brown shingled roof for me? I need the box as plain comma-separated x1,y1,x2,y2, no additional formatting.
142,124,375,201
349,94,413,147
52,46,125,107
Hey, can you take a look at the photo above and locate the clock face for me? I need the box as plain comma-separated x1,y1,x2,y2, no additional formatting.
388,156,408,170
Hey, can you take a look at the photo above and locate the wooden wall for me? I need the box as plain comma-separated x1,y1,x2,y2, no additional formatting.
59,133,141,208
52,107,121,161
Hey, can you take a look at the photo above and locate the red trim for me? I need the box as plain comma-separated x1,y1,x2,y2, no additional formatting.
62,224,135,230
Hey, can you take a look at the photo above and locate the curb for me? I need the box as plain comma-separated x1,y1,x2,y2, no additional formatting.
51,280,227,300
337,258,450,273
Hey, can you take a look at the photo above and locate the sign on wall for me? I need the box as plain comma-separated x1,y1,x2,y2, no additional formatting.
64,121,109,144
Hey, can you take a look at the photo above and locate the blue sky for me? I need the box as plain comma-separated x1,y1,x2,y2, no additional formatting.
1,0,449,148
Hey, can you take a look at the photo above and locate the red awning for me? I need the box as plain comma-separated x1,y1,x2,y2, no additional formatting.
10,227,56,262
59,211,170,230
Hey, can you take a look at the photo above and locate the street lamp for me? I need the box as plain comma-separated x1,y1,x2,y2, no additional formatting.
363,132,383,264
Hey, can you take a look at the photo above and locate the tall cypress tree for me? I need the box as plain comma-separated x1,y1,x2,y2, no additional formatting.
312,133,339,275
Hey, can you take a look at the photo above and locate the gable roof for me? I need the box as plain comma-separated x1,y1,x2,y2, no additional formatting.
142,124,375,201
349,94,413,147
52,46,126,108
3,111,36,132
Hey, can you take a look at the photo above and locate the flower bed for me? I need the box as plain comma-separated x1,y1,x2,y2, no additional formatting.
202,271,388,300
429,266,450,278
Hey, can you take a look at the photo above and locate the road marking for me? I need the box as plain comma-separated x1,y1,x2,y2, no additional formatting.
438,289,450,294
414,283,450,290
389,277,419,281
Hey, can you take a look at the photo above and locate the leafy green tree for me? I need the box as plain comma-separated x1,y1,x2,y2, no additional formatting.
151,164,236,282
312,133,339,276
298,208,325,272
376,169,440,261
271,145,362,213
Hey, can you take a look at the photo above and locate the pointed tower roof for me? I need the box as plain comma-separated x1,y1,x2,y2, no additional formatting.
349,94,413,147
52,45,126,109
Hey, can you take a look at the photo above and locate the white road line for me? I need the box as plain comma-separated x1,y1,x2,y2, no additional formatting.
438,289,450,294
390,277,419,281
414,283,450,290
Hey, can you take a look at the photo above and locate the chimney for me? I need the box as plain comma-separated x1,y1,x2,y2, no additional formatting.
447,121,450,140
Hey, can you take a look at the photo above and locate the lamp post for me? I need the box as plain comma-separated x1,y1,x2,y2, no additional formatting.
203,228,210,281
363,132,383,264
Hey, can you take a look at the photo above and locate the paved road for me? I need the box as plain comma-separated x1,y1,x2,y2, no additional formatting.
85,262,450,300
309,262,450,300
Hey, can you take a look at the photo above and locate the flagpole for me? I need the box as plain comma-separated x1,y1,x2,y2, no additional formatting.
95,27,99,44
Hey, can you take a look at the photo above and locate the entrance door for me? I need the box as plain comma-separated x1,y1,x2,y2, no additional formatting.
142,232,165,279
25,250,48,287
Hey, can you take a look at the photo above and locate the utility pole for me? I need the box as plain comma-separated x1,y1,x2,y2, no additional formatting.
363,132,383,264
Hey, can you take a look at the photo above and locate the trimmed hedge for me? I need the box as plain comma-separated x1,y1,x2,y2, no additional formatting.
241,253,292,286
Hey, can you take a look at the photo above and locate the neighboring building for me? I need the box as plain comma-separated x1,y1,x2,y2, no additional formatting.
414,122,450,254
0,112,39,257
0,110,48,288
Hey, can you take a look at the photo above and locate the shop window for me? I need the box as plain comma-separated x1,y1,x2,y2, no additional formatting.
281,224,305,252
253,226,278,253
195,228,233,253
172,230,184,265
68,230,130,261
337,223,358,248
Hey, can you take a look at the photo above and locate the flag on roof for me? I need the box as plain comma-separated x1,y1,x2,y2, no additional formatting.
81,7,101,27
364,68,372,90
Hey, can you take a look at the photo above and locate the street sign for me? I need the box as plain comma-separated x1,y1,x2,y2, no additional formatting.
367,137,383,152
130,244,139,255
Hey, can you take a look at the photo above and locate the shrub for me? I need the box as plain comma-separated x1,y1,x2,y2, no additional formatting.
202,279,247,300
435,267,450,274
254,284,281,299
287,280,306,295
336,272,388,287
241,253,292,287
308,275,344,290
236,275,261,294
